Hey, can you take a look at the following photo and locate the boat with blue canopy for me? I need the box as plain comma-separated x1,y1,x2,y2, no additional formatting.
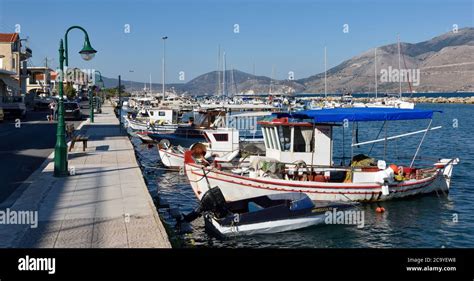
184,107,459,203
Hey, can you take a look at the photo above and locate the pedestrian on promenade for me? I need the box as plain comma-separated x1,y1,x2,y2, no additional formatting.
48,100,57,122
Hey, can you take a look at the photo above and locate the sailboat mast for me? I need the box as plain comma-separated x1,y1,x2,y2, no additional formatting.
230,67,236,97
324,46,327,97
217,45,221,96
223,51,226,98
149,74,152,96
375,47,378,99
269,65,275,95
397,34,402,98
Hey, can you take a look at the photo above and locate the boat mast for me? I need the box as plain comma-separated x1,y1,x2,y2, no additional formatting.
324,46,327,97
149,73,152,96
269,65,275,95
375,47,378,99
162,36,167,101
230,67,236,97
397,34,402,98
217,45,221,96
223,51,226,98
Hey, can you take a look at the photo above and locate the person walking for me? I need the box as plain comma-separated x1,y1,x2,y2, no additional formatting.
48,100,57,121
53,101,58,120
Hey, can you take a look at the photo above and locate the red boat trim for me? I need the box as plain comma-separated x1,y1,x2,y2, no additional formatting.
190,169,437,195
159,148,184,158
187,162,437,189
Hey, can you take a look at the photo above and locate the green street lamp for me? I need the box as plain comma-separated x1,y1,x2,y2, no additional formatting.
54,26,97,177
90,70,104,120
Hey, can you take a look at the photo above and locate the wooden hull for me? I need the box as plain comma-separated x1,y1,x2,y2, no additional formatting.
185,162,453,203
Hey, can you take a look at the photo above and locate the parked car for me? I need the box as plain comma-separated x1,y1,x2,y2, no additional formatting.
64,102,82,120
33,97,53,111
0,100,27,120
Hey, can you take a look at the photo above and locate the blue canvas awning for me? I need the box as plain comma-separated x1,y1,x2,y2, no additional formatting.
276,108,441,123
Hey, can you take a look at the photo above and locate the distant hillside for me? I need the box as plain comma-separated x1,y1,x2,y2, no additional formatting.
299,27,474,93
103,27,474,95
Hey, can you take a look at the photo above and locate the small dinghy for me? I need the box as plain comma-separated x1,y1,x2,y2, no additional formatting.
182,187,356,237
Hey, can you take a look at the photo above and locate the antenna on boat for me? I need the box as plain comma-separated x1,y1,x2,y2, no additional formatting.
324,46,327,97
149,73,152,96
400,40,414,98
375,47,378,99
269,65,275,95
230,67,236,97
397,34,402,98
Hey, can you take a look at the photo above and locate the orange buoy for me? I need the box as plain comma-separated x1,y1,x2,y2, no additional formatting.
376,207,386,213
389,164,398,174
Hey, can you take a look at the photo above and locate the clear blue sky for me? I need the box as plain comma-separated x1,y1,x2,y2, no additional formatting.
1,0,473,83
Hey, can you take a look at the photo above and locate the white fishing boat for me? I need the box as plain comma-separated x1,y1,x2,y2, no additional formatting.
184,107,459,203
181,187,356,236
158,111,270,168
158,127,264,169
126,108,182,132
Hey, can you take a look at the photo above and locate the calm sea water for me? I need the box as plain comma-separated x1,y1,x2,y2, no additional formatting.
132,103,474,248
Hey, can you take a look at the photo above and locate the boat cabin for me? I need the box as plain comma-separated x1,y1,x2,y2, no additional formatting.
203,128,240,153
258,117,334,166
147,108,178,124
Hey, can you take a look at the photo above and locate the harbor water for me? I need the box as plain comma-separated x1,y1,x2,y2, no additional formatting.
132,103,474,248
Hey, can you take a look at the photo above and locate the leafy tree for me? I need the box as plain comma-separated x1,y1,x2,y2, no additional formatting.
64,83,77,100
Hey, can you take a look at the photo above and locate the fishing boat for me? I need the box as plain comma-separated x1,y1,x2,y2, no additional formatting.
158,111,270,168
184,107,459,203
158,127,265,169
125,108,181,131
182,187,357,236
148,109,225,147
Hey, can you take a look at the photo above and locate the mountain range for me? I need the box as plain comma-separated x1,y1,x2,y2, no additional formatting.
103,27,474,95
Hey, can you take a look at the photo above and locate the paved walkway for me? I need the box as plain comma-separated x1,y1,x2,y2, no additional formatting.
0,104,171,248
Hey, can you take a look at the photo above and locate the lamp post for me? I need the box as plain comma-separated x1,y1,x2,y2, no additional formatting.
162,36,167,101
94,70,104,110
54,26,97,177
89,70,103,122
88,86,94,123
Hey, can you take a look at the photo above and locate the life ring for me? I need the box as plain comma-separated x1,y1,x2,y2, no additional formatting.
190,143,207,159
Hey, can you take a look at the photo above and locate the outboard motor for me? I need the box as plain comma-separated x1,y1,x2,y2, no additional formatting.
182,187,228,222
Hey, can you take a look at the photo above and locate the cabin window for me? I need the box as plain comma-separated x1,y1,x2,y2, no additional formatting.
159,111,166,116
265,127,275,149
272,127,281,150
262,127,270,149
278,126,291,151
293,127,314,152
213,133,228,142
